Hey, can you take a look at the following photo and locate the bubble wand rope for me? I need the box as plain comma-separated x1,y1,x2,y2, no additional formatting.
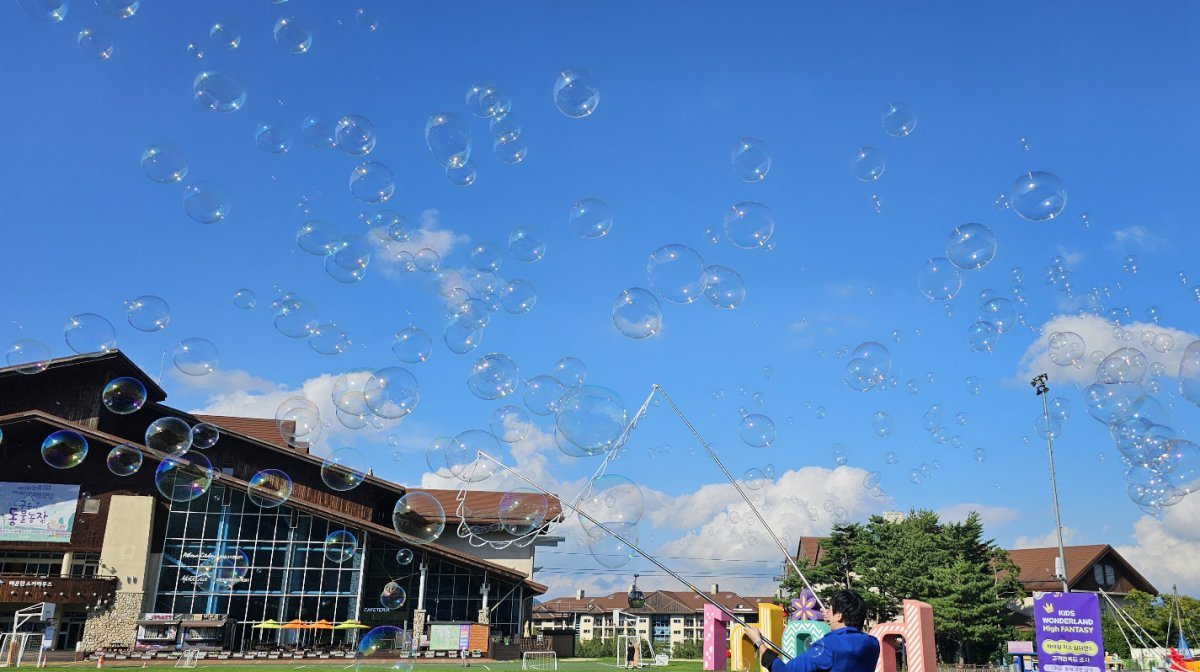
652,384,826,610
473,449,788,657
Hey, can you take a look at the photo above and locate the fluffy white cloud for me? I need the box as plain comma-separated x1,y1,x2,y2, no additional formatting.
1110,226,1165,253
1116,496,1200,595
1012,526,1077,550
368,208,470,278
1015,313,1197,386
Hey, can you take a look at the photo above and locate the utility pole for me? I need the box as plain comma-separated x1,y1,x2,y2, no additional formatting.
1031,373,1069,593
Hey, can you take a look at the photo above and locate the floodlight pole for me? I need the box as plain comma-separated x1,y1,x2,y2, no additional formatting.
1031,373,1069,593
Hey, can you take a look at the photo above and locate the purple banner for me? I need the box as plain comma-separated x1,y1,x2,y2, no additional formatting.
1033,592,1104,672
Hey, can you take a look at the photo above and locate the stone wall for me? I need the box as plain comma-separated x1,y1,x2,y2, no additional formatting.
80,592,142,651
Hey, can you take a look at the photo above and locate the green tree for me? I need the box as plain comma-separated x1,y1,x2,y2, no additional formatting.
781,509,1024,664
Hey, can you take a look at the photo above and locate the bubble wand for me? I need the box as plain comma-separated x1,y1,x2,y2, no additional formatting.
651,384,826,610
469,450,789,657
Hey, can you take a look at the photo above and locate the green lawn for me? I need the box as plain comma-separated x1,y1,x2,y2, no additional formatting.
54,660,704,672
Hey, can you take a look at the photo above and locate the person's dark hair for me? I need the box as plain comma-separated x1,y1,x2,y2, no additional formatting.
830,588,868,630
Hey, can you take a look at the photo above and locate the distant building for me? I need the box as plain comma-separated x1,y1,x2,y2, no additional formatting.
532,585,775,646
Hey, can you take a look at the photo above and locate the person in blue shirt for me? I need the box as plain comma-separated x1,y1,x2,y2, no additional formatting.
745,589,881,672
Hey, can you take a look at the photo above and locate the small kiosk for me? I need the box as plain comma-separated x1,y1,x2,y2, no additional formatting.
134,614,180,652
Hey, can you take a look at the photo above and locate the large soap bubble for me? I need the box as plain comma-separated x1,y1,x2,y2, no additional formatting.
349,161,395,204
379,582,406,610
1181,341,1200,407
190,422,220,450
145,417,192,453
1012,171,1067,221
578,474,644,535
392,326,433,364
490,405,532,443
647,244,707,304
467,353,521,400
248,469,293,508
723,202,774,249
499,279,537,314
155,451,213,502
881,102,917,137
509,226,546,262
321,447,368,492
193,71,245,113
273,17,312,54
64,313,117,354
141,146,187,183
446,429,501,482
553,356,588,387
324,530,357,563
979,298,1016,334
586,521,638,569
917,257,963,301
966,321,1000,352
554,69,600,118
703,265,746,309
844,342,892,392
569,198,613,239
425,113,471,168
524,375,565,416
731,138,771,182
556,386,628,455
6,339,51,374
738,413,776,447
612,288,662,339
1047,332,1086,366
336,114,377,155
392,491,446,545
946,223,997,270
851,147,884,181
42,430,88,469
499,488,550,535
182,182,230,224
364,367,421,419
126,295,170,332
173,338,219,376
356,625,413,672
872,411,894,437
1097,348,1148,385
275,396,322,448
106,444,143,476
102,377,147,414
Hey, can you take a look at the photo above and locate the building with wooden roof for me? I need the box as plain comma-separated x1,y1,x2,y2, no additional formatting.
0,351,561,654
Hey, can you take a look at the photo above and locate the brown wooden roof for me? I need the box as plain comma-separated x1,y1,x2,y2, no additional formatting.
1005,544,1157,594
194,414,308,453
796,536,828,567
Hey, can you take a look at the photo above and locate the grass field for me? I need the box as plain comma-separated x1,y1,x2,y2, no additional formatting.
42,660,704,672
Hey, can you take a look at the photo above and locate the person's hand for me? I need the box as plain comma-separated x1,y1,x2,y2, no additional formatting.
745,626,762,646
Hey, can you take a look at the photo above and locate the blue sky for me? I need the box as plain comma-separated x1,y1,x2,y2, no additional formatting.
3,1,1199,598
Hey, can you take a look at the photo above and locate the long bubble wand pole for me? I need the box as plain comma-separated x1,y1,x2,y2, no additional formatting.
472,450,788,657
652,384,826,610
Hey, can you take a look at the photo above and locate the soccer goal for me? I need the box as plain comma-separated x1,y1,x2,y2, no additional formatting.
174,650,198,668
521,650,557,671
0,633,43,668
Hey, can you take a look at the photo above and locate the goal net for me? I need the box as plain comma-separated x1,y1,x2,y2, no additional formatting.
522,651,557,671
616,634,651,669
0,634,44,668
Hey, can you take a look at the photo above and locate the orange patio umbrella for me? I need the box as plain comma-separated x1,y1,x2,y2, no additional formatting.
280,619,308,629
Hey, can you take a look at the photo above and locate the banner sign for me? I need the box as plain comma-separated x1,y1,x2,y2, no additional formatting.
0,482,79,542
428,624,471,651
1033,592,1104,672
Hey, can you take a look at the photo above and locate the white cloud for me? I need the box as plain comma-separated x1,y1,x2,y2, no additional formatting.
1116,495,1200,595
369,208,470,278
1110,226,1165,253
1054,246,1086,268
1015,313,1198,386
1012,526,1077,549
936,503,1020,528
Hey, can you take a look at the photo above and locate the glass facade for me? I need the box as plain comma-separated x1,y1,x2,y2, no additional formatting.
151,484,532,649
154,485,362,649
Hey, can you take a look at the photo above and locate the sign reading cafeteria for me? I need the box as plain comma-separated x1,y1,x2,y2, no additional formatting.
0,482,78,543
1033,592,1105,672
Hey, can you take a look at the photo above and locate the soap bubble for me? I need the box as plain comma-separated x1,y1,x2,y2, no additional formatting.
208,19,239,48
872,411,893,437
832,444,849,466
248,469,293,508
321,447,368,492
1181,341,1200,406
193,71,245,113
364,367,421,419
106,444,143,476
612,288,661,339
190,422,220,449
1050,397,1072,421
447,429,501,482
349,161,395,203
739,414,776,447
979,298,1016,334
466,83,511,119
500,279,538,314
1011,171,1067,221
102,377,147,414
557,386,628,455
844,342,891,392
295,222,339,256
392,326,432,364
743,468,766,490
65,313,117,354
336,115,376,155
964,376,982,395
16,0,68,21
922,404,944,431
254,122,291,154
155,451,213,502
77,27,113,60
6,339,51,374
586,522,638,569
885,452,898,465
273,17,312,53
509,226,546,262
554,69,600,118
126,295,170,332
173,338,219,376
309,322,350,355
553,357,588,387
414,248,440,272
469,243,504,273
946,223,997,270
392,492,446,545
569,198,613,239
966,321,1000,352
182,181,230,224
578,475,644,536
731,138,771,182
275,397,322,448
443,317,484,355
917,258,963,301
1047,332,1086,366
499,488,550,535
851,147,884,181
723,202,774,249
325,238,371,283
301,116,337,149
467,353,521,400
703,266,746,309
1035,415,1062,440
647,244,707,304
524,376,566,416
490,405,532,443
379,582,406,610
41,430,88,469
425,113,471,168
1097,348,1148,385
324,530,357,563
145,417,192,453
141,146,187,183
881,102,916,137
395,548,414,565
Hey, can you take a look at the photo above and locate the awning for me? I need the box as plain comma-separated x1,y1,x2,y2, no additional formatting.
252,620,281,629
137,620,179,626
181,620,227,628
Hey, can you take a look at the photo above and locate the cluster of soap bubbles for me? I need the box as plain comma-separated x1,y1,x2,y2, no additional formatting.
614,244,747,339
844,342,892,392
578,474,644,569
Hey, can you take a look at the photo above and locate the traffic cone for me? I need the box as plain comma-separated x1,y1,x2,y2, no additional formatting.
97,653,104,668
